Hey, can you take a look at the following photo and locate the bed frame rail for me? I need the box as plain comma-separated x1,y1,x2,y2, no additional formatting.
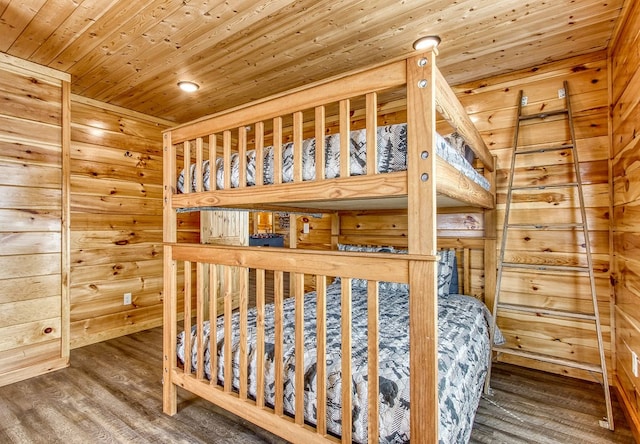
163,244,437,444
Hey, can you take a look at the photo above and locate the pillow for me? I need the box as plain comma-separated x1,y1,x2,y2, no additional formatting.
336,244,456,297
437,249,456,297
443,132,475,165
449,252,459,295
337,244,396,289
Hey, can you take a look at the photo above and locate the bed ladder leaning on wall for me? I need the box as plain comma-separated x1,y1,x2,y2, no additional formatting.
484,81,614,430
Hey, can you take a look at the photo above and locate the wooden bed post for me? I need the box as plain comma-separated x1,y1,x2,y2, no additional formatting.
407,49,439,443
483,155,498,311
162,130,178,415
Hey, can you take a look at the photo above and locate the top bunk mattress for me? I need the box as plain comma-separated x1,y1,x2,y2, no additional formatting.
176,123,490,194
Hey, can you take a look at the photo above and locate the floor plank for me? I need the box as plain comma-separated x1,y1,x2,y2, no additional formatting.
0,327,634,443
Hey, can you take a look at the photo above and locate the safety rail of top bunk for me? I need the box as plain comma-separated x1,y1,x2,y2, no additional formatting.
162,49,495,212
163,243,439,444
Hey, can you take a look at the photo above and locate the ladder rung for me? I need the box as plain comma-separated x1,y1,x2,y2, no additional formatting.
506,223,584,229
511,183,579,191
501,263,590,273
497,303,597,321
515,144,574,155
491,346,603,373
519,109,569,121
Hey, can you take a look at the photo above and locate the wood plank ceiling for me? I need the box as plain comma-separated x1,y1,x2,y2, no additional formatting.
0,0,626,124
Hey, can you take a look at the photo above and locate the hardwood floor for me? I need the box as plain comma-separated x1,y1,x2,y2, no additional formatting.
472,365,634,444
0,327,634,443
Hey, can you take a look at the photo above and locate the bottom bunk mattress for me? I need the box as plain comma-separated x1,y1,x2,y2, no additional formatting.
176,281,498,443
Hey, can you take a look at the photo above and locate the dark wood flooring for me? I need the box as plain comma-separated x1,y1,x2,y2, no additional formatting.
0,327,634,443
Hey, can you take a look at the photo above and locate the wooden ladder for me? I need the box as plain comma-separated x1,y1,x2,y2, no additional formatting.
484,81,614,430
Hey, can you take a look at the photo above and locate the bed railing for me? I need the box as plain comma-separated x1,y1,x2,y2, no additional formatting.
163,244,437,443
163,49,494,213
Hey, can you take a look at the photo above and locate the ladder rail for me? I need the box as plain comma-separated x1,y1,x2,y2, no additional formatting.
484,90,523,394
565,80,614,428
485,82,614,430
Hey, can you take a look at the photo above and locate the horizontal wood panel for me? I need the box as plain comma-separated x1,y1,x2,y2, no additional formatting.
70,305,164,349
0,162,61,189
71,124,165,155
70,230,163,250
71,244,162,267
0,275,62,303
70,213,163,231
499,229,609,254
71,141,162,170
0,209,61,232
0,317,61,353
71,101,169,140
70,159,163,185
0,185,62,210
0,296,61,328
496,207,610,231
0,340,62,378
497,183,610,209
70,194,162,216
0,114,61,147
70,259,163,286
0,232,61,255
0,140,62,167
0,253,60,280
70,176,163,200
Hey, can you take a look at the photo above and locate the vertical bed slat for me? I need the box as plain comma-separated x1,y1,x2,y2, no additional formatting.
340,277,353,443
255,269,266,408
367,280,380,444
293,111,303,183
196,261,205,380
183,141,192,193
315,274,327,436
339,100,350,178
223,130,232,190
238,126,247,188
239,266,249,399
183,261,192,375
274,270,285,415
195,137,204,192
366,93,378,175
208,134,216,191
223,265,233,392
255,122,264,187
463,248,471,295
273,117,283,185
294,272,305,425
208,263,218,385
315,106,325,181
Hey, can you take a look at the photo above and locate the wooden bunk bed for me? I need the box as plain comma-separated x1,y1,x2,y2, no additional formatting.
162,48,497,444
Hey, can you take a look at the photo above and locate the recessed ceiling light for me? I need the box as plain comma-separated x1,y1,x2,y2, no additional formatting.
178,81,199,92
413,35,441,51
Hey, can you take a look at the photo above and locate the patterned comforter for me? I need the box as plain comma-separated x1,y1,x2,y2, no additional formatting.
177,123,490,193
177,281,501,443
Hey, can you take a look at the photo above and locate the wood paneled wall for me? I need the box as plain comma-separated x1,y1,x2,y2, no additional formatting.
68,96,183,348
610,0,640,438
0,54,70,386
453,52,612,380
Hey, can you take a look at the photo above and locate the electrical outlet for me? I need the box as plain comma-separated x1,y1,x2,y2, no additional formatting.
303,222,310,234
558,88,566,99
633,351,638,378
124,292,132,305
521,96,528,106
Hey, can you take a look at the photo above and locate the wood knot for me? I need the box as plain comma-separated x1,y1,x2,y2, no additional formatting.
44,327,53,334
